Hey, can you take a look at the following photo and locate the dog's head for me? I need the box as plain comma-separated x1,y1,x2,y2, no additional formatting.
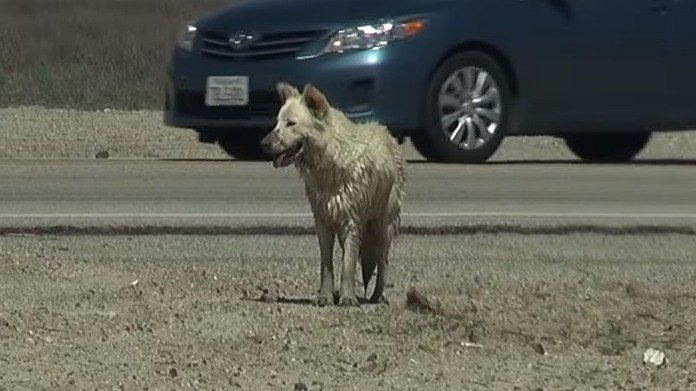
260,82,331,168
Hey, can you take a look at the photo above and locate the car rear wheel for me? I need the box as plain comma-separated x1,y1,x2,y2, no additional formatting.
216,131,269,161
414,51,513,163
563,131,652,163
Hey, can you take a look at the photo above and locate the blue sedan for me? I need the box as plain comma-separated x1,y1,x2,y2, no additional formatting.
164,0,696,163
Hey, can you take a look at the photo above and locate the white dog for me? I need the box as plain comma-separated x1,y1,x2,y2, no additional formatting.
260,82,406,306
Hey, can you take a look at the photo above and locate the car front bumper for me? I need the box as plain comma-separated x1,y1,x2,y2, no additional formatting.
164,41,431,135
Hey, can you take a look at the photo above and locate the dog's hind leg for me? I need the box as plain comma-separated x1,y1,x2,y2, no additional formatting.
338,225,361,306
369,222,393,304
369,187,401,303
315,220,335,307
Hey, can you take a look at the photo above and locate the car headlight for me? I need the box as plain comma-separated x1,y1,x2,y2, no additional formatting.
324,19,425,54
176,23,197,52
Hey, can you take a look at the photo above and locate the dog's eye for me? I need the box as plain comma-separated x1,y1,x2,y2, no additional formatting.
286,120,297,127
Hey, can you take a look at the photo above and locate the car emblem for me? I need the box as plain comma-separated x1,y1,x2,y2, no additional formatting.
228,32,258,50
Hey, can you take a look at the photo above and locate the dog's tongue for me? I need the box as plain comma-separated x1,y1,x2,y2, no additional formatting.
273,153,287,168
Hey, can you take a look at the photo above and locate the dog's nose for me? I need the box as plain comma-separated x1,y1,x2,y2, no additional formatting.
260,132,274,152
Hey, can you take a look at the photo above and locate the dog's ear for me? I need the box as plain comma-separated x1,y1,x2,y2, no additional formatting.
301,84,329,119
276,82,300,103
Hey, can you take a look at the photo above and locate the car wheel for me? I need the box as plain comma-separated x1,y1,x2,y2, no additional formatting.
216,131,270,161
563,131,652,163
414,51,513,163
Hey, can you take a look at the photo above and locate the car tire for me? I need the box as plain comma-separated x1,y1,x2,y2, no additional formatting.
414,50,514,163
216,131,270,161
563,131,652,163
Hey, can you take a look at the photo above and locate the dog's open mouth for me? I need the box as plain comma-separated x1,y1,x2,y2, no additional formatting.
272,143,304,168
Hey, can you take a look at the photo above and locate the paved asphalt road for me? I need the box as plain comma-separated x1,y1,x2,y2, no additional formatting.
1,159,695,229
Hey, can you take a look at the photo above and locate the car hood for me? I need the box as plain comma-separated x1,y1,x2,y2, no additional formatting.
196,0,452,35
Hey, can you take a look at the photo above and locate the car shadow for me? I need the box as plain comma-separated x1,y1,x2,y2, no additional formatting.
159,157,696,166
406,158,696,166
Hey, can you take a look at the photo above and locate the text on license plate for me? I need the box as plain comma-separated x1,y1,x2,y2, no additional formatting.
205,76,249,106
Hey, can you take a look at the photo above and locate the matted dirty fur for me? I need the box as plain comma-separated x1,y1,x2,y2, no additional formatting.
260,82,406,306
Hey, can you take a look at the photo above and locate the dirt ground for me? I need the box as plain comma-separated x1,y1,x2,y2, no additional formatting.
1,233,695,390
2,107,696,161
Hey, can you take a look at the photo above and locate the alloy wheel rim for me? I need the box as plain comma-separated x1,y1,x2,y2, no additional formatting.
438,66,503,150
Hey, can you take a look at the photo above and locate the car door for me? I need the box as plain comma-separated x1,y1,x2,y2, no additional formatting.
662,0,696,126
565,0,674,126
520,0,673,129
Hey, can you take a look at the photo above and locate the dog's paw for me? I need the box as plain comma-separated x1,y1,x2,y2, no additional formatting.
315,292,334,307
372,294,389,305
338,295,360,307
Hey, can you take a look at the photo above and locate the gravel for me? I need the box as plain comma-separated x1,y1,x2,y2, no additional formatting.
1,233,695,389
2,106,696,160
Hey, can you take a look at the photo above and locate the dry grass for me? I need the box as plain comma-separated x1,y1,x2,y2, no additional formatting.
0,0,233,110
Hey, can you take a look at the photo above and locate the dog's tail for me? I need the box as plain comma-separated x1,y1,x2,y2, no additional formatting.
368,220,398,302
360,247,378,299
368,268,384,303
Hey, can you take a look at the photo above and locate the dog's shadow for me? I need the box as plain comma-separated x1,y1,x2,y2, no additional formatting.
246,295,381,307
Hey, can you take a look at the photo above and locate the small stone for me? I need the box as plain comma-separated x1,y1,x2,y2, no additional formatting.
533,342,546,355
169,368,178,378
405,286,442,314
461,341,484,349
643,348,666,367
260,288,280,303
95,150,109,159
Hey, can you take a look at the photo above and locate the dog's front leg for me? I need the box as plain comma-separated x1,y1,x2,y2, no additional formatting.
315,220,335,307
338,225,361,306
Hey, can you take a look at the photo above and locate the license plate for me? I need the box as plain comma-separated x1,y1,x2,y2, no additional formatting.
205,76,249,106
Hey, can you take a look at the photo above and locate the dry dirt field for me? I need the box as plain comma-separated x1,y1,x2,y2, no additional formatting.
1,233,695,390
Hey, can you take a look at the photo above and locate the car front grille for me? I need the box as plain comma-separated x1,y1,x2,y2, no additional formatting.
176,90,280,120
199,29,327,60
